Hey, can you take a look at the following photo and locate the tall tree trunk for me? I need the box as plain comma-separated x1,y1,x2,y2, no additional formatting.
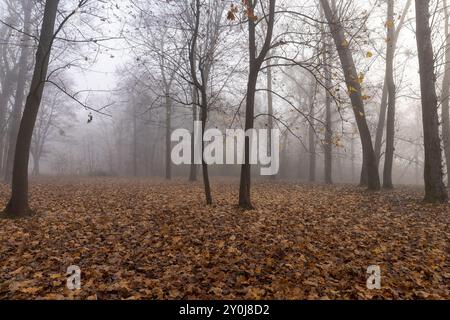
320,0,380,191
308,83,316,182
188,0,213,204
360,156,368,186
415,0,448,203
374,0,411,169
189,88,198,181
200,91,212,204
0,25,16,178
165,93,171,180
323,39,333,184
351,130,356,182
239,68,258,209
442,0,450,187
383,0,396,189
320,3,333,184
3,0,60,218
266,63,275,180
239,5,259,210
132,102,138,177
32,152,40,176
4,0,32,183
414,144,420,185
374,82,388,167
239,0,276,209
0,71,17,178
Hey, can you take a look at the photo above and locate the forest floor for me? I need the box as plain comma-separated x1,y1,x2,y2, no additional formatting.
0,177,448,300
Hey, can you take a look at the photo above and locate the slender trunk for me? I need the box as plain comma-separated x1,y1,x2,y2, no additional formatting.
0,72,17,178
321,4,333,184
308,85,316,182
165,93,171,180
415,0,448,203
383,0,396,189
133,103,138,177
351,131,356,182
374,82,388,167
320,0,380,190
3,0,60,218
267,64,275,180
323,40,333,184
200,91,212,205
144,115,151,176
188,0,213,203
442,0,450,187
4,0,32,183
32,152,40,176
189,88,198,181
0,26,16,178
239,11,259,209
239,0,276,209
239,69,258,209
414,144,420,185
282,135,289,178
374,0,411,168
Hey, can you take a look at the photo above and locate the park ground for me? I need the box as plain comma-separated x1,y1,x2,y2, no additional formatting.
0,177,448,299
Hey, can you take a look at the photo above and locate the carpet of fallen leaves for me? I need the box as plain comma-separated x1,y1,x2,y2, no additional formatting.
0,177,448,300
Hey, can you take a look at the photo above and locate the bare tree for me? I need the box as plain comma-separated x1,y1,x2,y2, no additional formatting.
320,0,380,191
322,26,333,185
188,0,227,204
4,0,33,183
188,86,198,181
374,0,412,168
442,0,450,187
415,0,448,203
308,79,317,182
238,0,276,209
2,0,81,218
266,58,275,180
382,0,396,189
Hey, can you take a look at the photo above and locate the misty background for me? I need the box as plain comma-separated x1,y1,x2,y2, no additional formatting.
0,0,447,185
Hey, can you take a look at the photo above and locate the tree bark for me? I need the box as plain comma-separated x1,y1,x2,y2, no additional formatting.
133,101,138,177
308,82,316,182
165,92,171,180
200,91,212,204
3,0,60,218
323,39,333,184
374,0,411,169
189,87,198,181
382,0,396,189
239,0,276,209
442,0,450,187
266,63,276,180
374,82,388,167
188,0,213,204
320,0,380,191
375,0,412,168
239,68,258,209
351,130,356,182
415,0,448,203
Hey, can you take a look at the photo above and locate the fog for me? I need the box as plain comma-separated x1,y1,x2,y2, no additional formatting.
1,0,449,186
1,0,450,302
